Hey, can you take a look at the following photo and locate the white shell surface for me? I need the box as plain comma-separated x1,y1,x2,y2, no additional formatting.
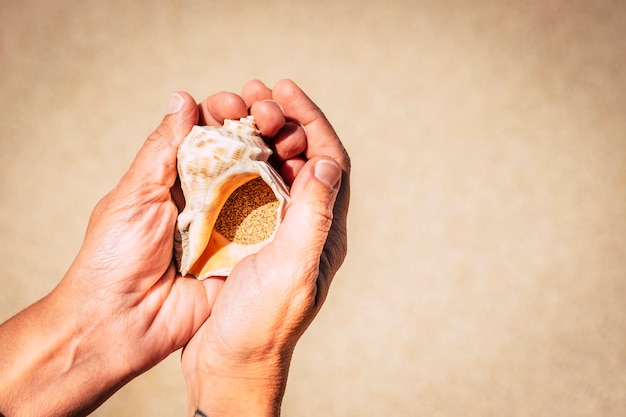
175,116,290,279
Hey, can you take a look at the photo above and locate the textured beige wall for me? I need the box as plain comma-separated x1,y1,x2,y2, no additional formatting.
1,0,625,415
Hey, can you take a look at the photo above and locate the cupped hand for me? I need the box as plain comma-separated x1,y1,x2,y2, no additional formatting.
181,79,351,416
67,89,266,368
58,92,207,370
21,91,248,414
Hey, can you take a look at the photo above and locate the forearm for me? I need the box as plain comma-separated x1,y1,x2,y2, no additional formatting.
0,288,126,417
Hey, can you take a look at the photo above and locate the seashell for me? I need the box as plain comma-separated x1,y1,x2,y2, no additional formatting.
174,115,290,279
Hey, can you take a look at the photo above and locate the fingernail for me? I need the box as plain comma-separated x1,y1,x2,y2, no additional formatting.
261,99,284,115
314,159,341,191
167,93,184,114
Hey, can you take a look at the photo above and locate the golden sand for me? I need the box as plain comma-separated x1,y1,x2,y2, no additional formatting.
214,177,279,244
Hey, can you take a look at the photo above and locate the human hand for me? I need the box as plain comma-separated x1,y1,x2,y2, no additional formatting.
181,79,351,417
0,90,247,416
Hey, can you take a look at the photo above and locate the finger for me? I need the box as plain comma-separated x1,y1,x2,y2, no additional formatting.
198,91,248,126
272,122,307,161
166,92,200,145
279,156,306,185
249,100,285,138
124,92,199,189
268,157,342,289
271,79,350,173
271,80,351,243
241,79,273,107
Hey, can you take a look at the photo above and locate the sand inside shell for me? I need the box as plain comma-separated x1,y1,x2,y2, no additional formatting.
213,177,279,245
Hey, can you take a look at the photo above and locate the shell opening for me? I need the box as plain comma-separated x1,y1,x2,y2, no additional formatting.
214,176,279,245
186,172,286,278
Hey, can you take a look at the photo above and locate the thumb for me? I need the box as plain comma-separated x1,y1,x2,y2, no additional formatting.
163,92,200,146
270,158,342,274
124,92,199,189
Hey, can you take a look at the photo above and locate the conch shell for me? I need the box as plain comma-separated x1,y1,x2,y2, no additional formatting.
174,116,290,279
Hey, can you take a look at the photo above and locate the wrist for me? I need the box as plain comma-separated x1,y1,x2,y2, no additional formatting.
187,375,285,417
185,355,293,417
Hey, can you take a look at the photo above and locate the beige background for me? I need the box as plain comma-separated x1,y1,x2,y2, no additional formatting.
1,0,625,415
